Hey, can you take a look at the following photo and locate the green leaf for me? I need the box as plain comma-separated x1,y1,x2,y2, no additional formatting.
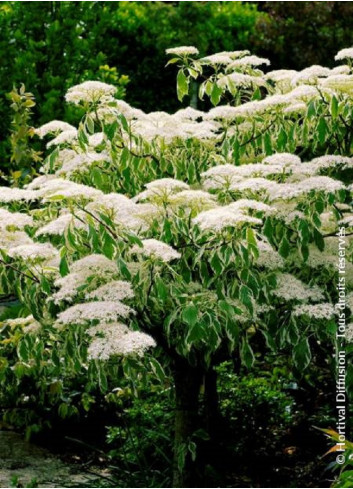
278,236,290,258
293,338,311,370
330,95,339,119
182,303,198,327
240,337,255,369
317,117,327,145
155,276,167,301
239,285,253,314
86,115,95,134
59,255,69,277
210,83,222,106
246,227,257,247
177,70,189,101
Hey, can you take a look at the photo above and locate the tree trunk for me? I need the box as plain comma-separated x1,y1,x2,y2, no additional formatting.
173,361,202,488
204,367,219,440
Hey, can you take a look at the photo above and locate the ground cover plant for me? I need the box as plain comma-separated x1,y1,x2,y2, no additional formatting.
0,45,353,487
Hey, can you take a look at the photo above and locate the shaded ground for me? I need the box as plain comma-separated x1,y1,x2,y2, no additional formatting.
0,431,108,488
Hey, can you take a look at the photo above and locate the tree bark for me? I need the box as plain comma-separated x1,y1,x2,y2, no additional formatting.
204,367,219,440
173,361,202,488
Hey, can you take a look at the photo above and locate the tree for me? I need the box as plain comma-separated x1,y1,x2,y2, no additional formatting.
0,45,353,487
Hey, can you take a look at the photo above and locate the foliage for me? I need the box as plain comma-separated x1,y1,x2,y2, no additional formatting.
7,85,42,183
319,429,353,488
0,43,353,486
255,2,353,70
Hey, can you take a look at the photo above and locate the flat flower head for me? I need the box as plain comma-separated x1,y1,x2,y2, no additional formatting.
65,81,117,105
132,239,181,263
193,207,262,232
166,46,199,56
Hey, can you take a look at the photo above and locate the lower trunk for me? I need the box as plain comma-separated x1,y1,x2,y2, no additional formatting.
173,362,202,488
204,367,219,440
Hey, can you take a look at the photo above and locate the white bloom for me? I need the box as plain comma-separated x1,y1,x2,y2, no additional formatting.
57,151,109,176
65,81,117,105
87,322,155,359
256,240,284,269
270,177,345,201
339,215,353,227
71,254,118,274
201,54,233,65
0,187,38,203
35,212,86,237
335,47,353,61
305,246,337,270
291,65,331,86
228,199,275,215
331,65,351,75
272,273,324,302
0,208,33,229
36,178,102,201
8,242,58,261
166,46,199,56
3,315,41,334
169,190,217,211
262,153,301,167
0,230,33,250
55,301,134,326
35,120,76,138
310,155,353,170
47,129,78,148
265,69,297,81
287,84,319,101
88,132,105,147
347,292,353,312
174,107,204,121
193,207,262,232
228,55,270,68
205,105,241,122
132,239,181,262
320,74,353,93
292,303,336,319
217,73,265,89
346,323,353,343
25,174,57,190
85,280,134,302
52,254,118,303
230,178,279,195
283,102,307,114
133,178,189,203
145,178,188,192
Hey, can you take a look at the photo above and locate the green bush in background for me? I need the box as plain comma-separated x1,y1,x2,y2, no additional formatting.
1,1,353,168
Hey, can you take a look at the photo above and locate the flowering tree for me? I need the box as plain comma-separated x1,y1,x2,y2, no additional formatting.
0,46,353,486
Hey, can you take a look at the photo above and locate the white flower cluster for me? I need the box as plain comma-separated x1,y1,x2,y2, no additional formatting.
35,211,86,237
335,47,353,61
132,239,181,263
35,120,76,138
87,322,156,360
0,230,33,251
85,280,134,302
55,301,134,325
272,273,324,302
256,240,284,270
133,178,189,203
7,242,58,262
166,46,199,56
52,254,118,303
292,303,336,319
3,315,41,334
65,81,117,105
0,208,34,229
193,206,262,232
